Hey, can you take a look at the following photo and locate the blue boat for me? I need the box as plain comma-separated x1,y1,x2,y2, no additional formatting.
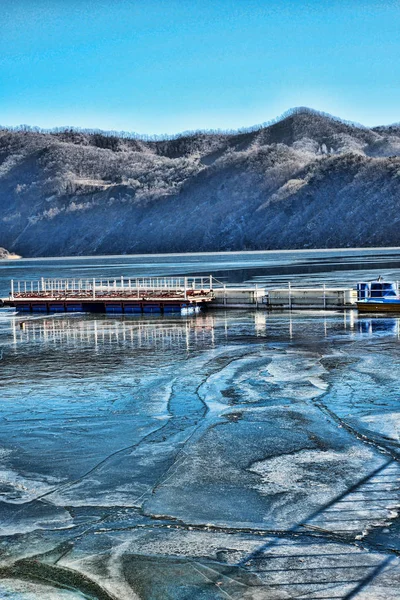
356,278,400,312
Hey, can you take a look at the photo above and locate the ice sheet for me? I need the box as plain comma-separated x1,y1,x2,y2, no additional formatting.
1,311,400,599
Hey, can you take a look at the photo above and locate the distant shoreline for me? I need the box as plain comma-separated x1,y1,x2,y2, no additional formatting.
2,246,400,262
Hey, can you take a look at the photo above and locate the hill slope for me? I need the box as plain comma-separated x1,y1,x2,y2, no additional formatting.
1,108,400,256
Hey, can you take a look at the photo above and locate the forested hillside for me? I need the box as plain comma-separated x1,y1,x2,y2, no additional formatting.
1,107,400,256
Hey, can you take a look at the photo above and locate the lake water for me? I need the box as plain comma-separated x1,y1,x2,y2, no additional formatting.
1,246,400,296
1,249,400,599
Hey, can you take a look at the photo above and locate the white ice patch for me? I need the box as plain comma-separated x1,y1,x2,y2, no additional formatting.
198,353,265,411
249,445,400,533
355,412,400,443
304,458,400,538
0,467,64,503
265,351,328,399
250,446,375,497
0,579,85,599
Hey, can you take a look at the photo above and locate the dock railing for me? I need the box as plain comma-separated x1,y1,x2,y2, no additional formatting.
9,275,215,301
263,285,357,308
210,281,358,309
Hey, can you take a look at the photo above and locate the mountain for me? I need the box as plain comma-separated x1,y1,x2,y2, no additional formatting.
1,107,400,256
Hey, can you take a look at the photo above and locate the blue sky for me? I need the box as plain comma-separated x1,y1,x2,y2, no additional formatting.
1,0,399,134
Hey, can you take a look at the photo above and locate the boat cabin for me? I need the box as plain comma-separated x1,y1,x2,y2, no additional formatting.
357,280,397,301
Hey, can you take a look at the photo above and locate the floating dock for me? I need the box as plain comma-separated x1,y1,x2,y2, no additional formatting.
0,276,360,313
210,286,356,309
2,276,214,314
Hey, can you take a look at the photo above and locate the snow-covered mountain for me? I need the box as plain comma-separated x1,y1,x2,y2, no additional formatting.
1,108,400,256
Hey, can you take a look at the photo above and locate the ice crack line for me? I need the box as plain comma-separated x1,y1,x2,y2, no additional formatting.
314,395,400,461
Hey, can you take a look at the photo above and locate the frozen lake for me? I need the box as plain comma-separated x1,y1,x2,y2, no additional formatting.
1,250,400,599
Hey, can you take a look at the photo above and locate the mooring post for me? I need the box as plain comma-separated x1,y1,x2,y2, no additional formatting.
323,283,326,309
288,282,292,310
210,274,213,290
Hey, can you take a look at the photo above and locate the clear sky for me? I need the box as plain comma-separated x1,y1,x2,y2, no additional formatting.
1,0,399,134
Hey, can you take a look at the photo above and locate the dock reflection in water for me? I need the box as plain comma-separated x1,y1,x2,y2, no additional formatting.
7,312,217,353
8,308,395,350
357,316,400,336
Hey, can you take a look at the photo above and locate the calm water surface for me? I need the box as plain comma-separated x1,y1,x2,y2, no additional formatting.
1,249,400,599
1,247,400,296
